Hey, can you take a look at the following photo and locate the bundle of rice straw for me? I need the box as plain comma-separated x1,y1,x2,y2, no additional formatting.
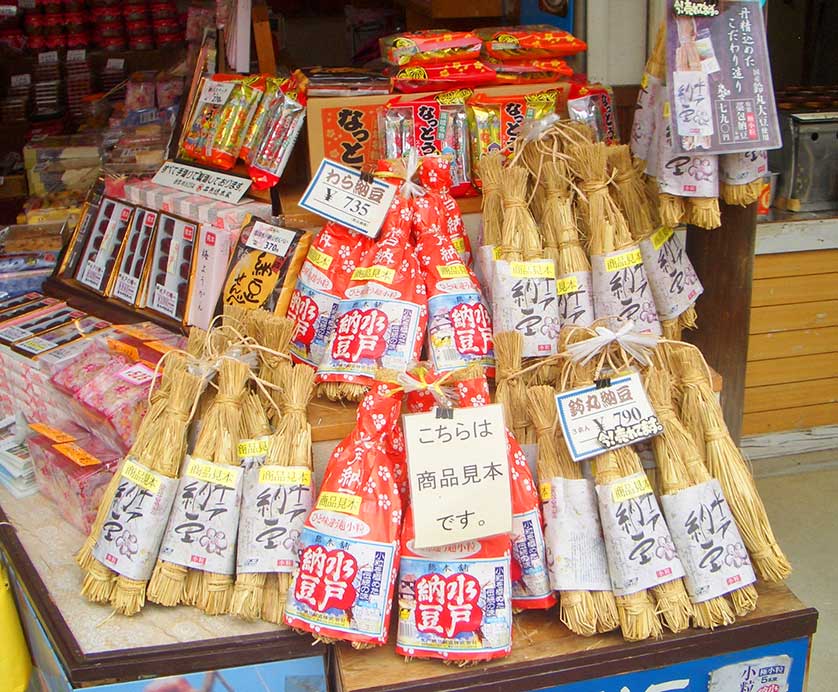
537,164,562,267
686,195,721,230
75,352,187,573
527,385,619,635
249,309,295,426
81,366,206,609
673,346,792,582
493,331,531,444
261,361,316,624
499,165,535,261
646,360,758,620
478,152,505,249
229,393,273,620
719,151,767,206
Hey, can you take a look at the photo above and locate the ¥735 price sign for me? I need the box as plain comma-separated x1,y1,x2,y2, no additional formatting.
403,403,512,549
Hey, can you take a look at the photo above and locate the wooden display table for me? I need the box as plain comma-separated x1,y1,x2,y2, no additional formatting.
334,583,817,692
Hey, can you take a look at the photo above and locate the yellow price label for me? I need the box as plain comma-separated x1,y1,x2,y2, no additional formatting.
29,423,76,443
53,442,102,467
307,245,333,271
611,474,653,503
351,265,395,284
122,458,162,494
652,226,674,250
604,249,643,272
238,437,269,459
492,246,502,260
663,100,671,119
452,237,466,254
437,264,469,279
187,457,239,488
259,466,311,486
316,491,362,516
510,261,556,279
556,275,580,295
641,73,649,89
539,482,552,502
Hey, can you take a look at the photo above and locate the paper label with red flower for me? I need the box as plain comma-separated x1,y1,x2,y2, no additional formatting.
660,479,756,603
157,457,244,575
591,247,662,335
285,529,397,641
639,228,704,321
396,545,512,660
596,472,686,597
719,150,768,185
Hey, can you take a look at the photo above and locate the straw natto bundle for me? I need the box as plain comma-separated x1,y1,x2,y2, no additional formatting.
80,367,205,610
543,160,589,273
75,352,187,573
673,347,792,582
537,164,562,266
721,179,762,207
250,309,295,426
608,145,654,243
229,393,274,620
478,152,506,248
499,165,534,260
493,331,530,444
686,197,721,230
261,361,316,624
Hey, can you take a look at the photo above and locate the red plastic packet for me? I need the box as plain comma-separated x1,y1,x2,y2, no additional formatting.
486,57,573,83
380,30,482,67
288,221,373,369
317,170,428,390
418,155,473,265
476,25,587,61
392,61,497,94
285,383,404,646
180,74,243,164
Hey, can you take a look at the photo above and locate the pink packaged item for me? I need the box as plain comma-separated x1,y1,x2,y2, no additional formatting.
51,343,129,396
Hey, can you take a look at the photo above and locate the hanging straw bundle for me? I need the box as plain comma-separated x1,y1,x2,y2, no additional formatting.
261,361,316,624
493,331,531,444
80,366,206,609
537,163,562,267
686,195,721,230
228,393,274,620
647,361,758,620
478,152,506,249
249,309,295,426
527,385,619,635
672,346,792,582
499,165,535,261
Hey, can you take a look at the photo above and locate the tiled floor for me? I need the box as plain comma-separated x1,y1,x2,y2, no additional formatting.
757,464,838,692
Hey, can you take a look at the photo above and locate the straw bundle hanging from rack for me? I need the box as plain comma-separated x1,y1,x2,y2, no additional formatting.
81,366,206,609
673,346,792,582
478,152,506,249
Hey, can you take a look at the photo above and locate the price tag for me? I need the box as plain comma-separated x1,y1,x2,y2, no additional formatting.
66,49,86,63
709,655,792,692
403,403,511,548
556,373,663,462
153,161,251,204
113,274,140,304
152,284,179,317
10,74,30,88
29,423,76,443
245,221,296,257
106,58,125,71
299,159,397,239
80,260,105,290
117,362,158,387
53,442,102,467
38,51,58,65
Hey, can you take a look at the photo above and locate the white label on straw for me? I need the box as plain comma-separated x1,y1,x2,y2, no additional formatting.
631,73,662,162
492,259,559,358
510,508,552,603
597,472,686,596
556,270,595,327
158,456,243,575
672,70,715,138
590,247,662,335
92,459,178,582
719,150,768,185
237,459,314,574
542,477,612,591
657,111,719,197
661,479,756,603
639,228,704,321
709,655,792,692
474,244,497,306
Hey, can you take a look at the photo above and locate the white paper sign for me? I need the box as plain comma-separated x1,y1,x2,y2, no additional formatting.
245,220,296,257
38,51,58,65
639,227,704,321
10,74,30,88
158,457,244,575
92,459,179,582
66,49,86,63
105,58,125,71
719,150,768,185
657,109,720,197
152,284,178,318
299,159,397,239
153,161,251,204
673,70,714,137
542,477,612,591
403,404,512,548
661,479,756,603
597,472,686,596
199,79,235,106
113,274,140,304
709,655,792,692
492,260,560,358
591,248,662,335
556,270,595,327
81,260,105,290
556,373,663,462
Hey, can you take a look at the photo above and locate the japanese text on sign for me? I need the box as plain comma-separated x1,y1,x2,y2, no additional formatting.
299,159,397,239
153,161,251,203
708,655,792,692
403,404,511,548
245,221,296,257
556,373,663,462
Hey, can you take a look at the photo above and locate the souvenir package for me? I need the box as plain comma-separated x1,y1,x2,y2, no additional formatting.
188,225,237,331
485,58,573,84
57,190,105,279
28,429,121,533
0,296,62,326
247,89,307,191
143,213,197,322
207,76,262,169
0,252,59,273
391,61,496,94
0,305,84,346
285,383,404,646
12,316,111,359
287,222,373,368
381,92,475,197
109,207,159,306
568,83,618,144
219,217,312,317
0,269,52,298
381,30,482,67
295,67,391,97
239,76,288,162
317,186,428,398
179,74,244,163
74,198,135,294
52,344,130,397
476,25,587,61
0,293,45,315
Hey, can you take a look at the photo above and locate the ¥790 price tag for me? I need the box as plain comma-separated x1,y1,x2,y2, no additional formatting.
403,403,511,548
556,373,663,462
299,159,397,240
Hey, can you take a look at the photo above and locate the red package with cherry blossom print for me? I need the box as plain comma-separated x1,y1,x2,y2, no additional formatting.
284,382,405,646
419,155,473,266
316,169,428,396
288,221,373,368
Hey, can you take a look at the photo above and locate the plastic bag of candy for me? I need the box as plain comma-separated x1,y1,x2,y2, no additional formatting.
179,74,243,163
381,30,482,67
207,75,263,169
391,61,496,94
484,57,573,84
476,25,587,61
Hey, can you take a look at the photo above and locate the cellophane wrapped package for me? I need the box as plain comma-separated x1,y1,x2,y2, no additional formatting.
476,25,587,61
285,383,405,646
380,30,482,67
391,61,496,94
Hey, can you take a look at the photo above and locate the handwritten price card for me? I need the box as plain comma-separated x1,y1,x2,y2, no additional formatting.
556,373,663,462
299,159,397,239
403,404,511,548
